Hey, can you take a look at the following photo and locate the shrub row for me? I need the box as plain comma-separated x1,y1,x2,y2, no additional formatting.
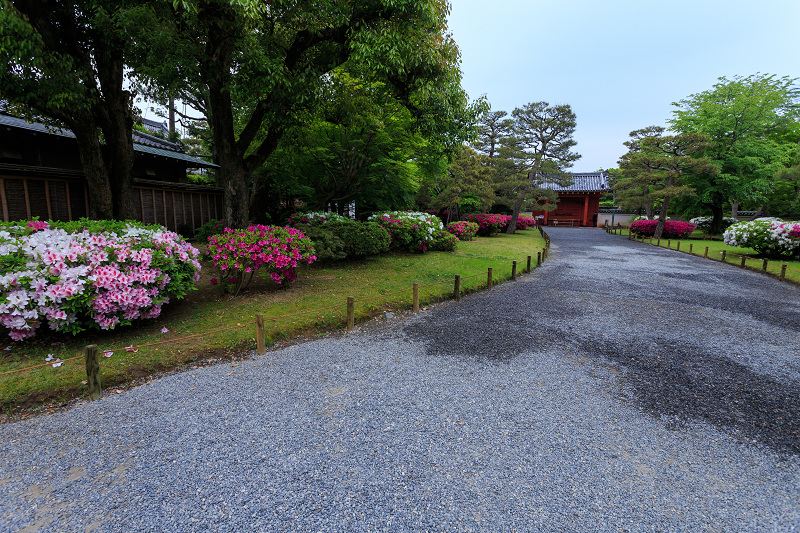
629,219,695,239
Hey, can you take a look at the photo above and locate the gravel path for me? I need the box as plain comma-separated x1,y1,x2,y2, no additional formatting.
2,228,799,532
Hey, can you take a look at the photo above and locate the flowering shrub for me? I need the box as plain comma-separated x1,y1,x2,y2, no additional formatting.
195,219,227,241
206,225,316,294
288,211,351,226
689,216,737,233
723,219,800,258
629,219,695,238
0,219,201,341
463,214,511,236
429,229,459,251
368,211,445,252
516,216,537,230
446,221,479,241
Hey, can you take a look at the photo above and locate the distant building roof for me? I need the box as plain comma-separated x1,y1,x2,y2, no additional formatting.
0,113,216,168
141,117,169,134
542,171,609,192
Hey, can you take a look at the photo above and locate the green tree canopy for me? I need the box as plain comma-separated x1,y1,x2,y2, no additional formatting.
669,74,800,233
125,0,484,228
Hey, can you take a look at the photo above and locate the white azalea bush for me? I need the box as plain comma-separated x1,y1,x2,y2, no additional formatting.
689,216,737,233
0,219,201,341
723,218,800,258
368,211,447,252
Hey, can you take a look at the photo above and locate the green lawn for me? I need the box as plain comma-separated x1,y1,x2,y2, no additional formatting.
0,229,547,414
608,228,800,284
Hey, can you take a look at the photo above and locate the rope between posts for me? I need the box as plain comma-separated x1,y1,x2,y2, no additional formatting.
3,247,547,378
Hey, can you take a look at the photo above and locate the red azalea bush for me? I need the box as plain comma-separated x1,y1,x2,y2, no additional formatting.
630,219,695,239
463,214,511,236
205,225,316,295
516,216,536,230
446,221,479,241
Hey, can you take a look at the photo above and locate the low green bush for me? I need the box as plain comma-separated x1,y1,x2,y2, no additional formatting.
326,221,391,257
195,219,227,242
429,229,459,251
292,224,347,262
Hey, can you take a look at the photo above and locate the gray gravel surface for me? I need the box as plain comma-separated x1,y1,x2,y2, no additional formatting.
2,228,800,532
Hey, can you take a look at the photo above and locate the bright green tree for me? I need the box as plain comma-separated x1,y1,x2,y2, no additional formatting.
669,74,800,233
125,0,483,228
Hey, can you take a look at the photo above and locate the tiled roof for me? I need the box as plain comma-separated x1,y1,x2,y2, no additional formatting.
542,172,609,192
0,113,216,168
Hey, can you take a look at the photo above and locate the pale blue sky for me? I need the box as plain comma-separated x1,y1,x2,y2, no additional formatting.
448,0,800,171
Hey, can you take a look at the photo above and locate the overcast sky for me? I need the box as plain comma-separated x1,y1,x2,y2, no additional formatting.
447,0,800,172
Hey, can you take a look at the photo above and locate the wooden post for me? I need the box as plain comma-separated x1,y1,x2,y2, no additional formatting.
689,243,693,254
762,259,768,273
511,261,517,280
704,246,709,259
256,314,265,355
85,345,101,401
346,296,354,331
721,250,727,262
676,241,681,251
649,237,653,244
413,283,420,313
628,232,632,240
487,267,493,290
537,252,541,266
454,275,461,301
527,255,532,273
657,239,660,247
667,240,671,249
740,255,746,268
780,264,787,281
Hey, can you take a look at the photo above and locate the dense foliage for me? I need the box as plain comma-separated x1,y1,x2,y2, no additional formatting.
369,211,446,252
446,221,479,241
0,219,201,341
463,214,510,236
324,221,391,258
689,216,737,234
724,219,800,258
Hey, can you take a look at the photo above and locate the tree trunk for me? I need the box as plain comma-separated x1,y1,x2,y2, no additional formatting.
709,199,724,235
506,194,524,234
730,200,739,219
72,123,114,220
653,197,670,240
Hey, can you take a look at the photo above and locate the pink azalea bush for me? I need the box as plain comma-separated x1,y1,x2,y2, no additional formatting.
516,216,537,230
0,219,201,341
205,224,317,294
723,219,800,258
463,214,511,236
629,219,695,239
368,211,445,252
446,221,479,241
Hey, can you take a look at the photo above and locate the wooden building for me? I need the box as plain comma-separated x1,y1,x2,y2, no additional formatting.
531,172,609,227
0,113,221,233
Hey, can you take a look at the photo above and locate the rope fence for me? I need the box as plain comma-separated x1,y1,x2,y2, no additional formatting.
3,232,553,400
613,229,799,283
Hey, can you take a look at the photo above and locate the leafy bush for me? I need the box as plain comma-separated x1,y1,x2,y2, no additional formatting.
723,219,800,258
0,219,201,340
288,211,351,226
205,225,316,294
195,219,227,241
292,224,347,262
463,214,511,236
369,211,444,252
630,219,695,238
516,215,536,229
689,216,737,234
429,229,459,251
325,221,391,257
446,221,479,241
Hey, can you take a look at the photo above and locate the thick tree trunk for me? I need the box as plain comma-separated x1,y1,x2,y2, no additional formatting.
72,123,114,220
653,197,671,240
506,194,524,234
709,199,724,235
730,200,739,219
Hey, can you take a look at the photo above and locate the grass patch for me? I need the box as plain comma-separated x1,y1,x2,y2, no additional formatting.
609,228,800,284
0,229,547,415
